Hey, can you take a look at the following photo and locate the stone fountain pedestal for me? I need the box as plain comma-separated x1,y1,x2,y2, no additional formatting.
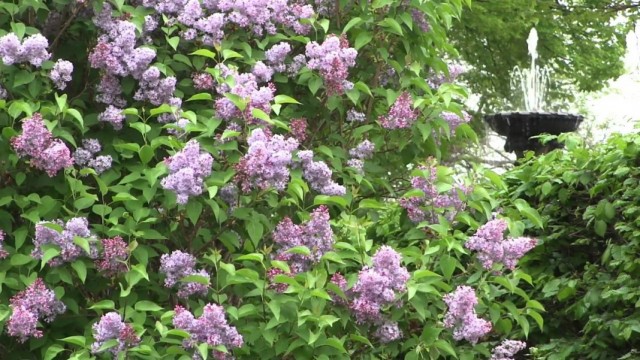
484,112,584,158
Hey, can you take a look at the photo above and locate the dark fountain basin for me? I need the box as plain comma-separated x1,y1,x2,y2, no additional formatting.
484,112,584,158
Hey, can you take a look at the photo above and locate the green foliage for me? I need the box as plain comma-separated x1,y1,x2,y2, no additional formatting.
0,0,541,359
450,0,637,113
500,133,640,359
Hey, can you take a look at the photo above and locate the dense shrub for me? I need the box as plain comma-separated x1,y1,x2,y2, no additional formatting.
0,0,542,359
501,133,640,359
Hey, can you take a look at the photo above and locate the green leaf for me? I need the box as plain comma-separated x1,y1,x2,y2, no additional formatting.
44,344,65,360
73,236,92,255
354,32,373,50
139,145,154,165
434,340,458,358
186,201,203,224
71,260,87,283
187,93,213,101
64,109,84,129
135,300,163,312
180,274,210,285
342,17,363,33
41,246,61,269
274,95,301,104
286,246,311,256
378,17,403,36
59,336,86,347
246,219,263,247
89,300,115,310
439,255,456,279
13,70,35,87
236,253,264,263
112,193,137,202
190,49,217,59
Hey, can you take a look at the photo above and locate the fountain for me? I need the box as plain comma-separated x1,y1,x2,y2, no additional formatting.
484,28,584,158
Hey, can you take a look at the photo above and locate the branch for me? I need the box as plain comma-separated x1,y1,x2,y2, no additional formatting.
49,2,87,52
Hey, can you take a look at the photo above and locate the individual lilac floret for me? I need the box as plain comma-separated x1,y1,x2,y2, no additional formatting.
91,312,140,356
441,111,471,135
11,113,74,177
297,150,345,196
0,229,7,258
7,279,66,342
491,339,527,360
465,219,538,270
346,109,366,122
272,206,334,273
95,236,129,277
375,321,402,343
379,92,419,129
159,250,210,298
49,59,74,90
0,33,51,67
351,246,409,324
443,286,492,344
172,304,243,356
235,128,299,192
33,217,98,266
161,139,213,204
305,35,358,95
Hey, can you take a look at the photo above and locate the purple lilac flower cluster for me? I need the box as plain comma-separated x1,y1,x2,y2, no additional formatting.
90,4,157,128
443,286,492,344
7,279,66,342
350,246,409,342
346,109,366,122
411,9,431,32
95,236,129,277
265,42,291,73
33,217,98,266
74,138,113,174
351,246,410,322
91,312,140,355
49,59,74,90
11,113,74,177
0,33,51,67
305,35,358,95
173,304,243,355
214,64,275,123
290,118,307,142
297,150,346,196
235,128,299,192
465,218,538,271
441,111,471,135
134,66,178,106
399,163,470,223
347,140,375,173
379,92,419,129
491,339,527,360
192,72,214,90
272,206,334,273
160,139,213,204
159,250,210,298
0,229,8,259
428,63,465,88
266,267,291,293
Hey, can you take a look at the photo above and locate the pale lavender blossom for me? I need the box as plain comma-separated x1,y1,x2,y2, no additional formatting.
297,150,345,196
98,105,125,130
252,61,273,82
91,312,140,355
0,229,7,258
235,128,298,192
160,250,210,298
347,109,366,122
428,63,465,88
88,155,113,174
160,139,213,204
134,66,178,106
441,111,471,135
443,286,492,344
465,219,538,270
7,279,66,342
49,59,74,90
305,35,357,95
375,321,402,343
349,140,375,159
0,33,51,67
379,92,419,129
33,217,98,266
173,304,243,354
265,42,291,72
95,236,129,277
491,339,527,360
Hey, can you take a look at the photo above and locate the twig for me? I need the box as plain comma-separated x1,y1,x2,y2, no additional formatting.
49,2,87,52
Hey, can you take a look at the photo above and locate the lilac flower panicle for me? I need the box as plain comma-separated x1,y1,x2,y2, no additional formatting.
161,140,213,204
11,113,74,176
213,67,275,123
235,129,299,192
346,109,366,122
50,59,74,90
411,8,431,32
441,111,471,135
95,236,129,277
351,246,409,324
7,279,66,342
99,105,125,130
465,219,538,270
0,85,7,99
428,63,465,88
349,140,375,159
375,321,402,343
267,268,290,293
491,339,527,360
379,92,419,129
82,139,102,154
88,155,113,174
329,272,348,305
265,42,291,72
290,118,307,142
443,286,492,344
297,150,345,196
192,72,214,90
33,217,98,266
160,250,210,298
0,229,7,258
0,33,51,67
91,312,140,355
252,61,274,82
305,35,357,95
272,206,334,273
173,304,243,354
